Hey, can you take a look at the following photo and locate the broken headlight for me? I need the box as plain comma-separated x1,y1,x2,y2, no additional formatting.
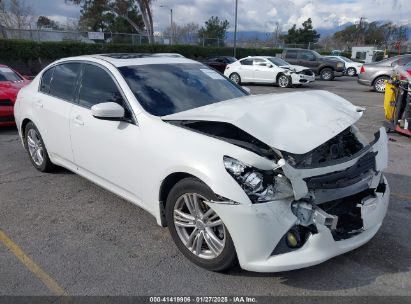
223,156,294,203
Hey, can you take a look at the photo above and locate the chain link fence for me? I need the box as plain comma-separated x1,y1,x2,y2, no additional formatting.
1,28,229,47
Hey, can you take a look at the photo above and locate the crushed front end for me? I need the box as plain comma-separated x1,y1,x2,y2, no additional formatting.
208,127,389,272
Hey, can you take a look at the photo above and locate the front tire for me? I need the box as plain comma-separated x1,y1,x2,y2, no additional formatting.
166,178,237,271
277,74,291,88
347,67,356,76
319,68,334,80
373,76,389,93
24,122,55,172
229,73,241,85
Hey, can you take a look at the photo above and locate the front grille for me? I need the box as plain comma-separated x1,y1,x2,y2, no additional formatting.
304,151,377,189
0,115,14,122
0,99,13,106
299,69,314,76
320,188,375,240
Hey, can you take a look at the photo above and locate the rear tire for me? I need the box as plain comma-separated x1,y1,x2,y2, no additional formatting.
320,68,334,81
373,76,389,93
24,122,55,172
229,73,241,85
166,177,237,271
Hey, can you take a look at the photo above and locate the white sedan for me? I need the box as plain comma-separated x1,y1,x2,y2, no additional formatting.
14,54,389,272
224,56,315,87
325,55,363,76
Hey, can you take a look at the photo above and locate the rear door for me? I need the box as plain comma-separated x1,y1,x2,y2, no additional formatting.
35,62,80,166
284,50,299,65
69,62,143,204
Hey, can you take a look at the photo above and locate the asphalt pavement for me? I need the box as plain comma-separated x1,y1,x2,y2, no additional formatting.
0,76,410,297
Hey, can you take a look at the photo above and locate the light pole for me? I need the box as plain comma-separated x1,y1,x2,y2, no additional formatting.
234,0,238,57
160,5,173,45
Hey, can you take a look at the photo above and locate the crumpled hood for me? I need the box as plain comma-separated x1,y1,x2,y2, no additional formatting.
280,65,311,72
162,90,364,154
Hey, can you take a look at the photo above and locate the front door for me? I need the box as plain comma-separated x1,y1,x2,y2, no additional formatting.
70,63,142,204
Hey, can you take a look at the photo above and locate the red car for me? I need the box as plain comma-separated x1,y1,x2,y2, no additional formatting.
0,64,31,126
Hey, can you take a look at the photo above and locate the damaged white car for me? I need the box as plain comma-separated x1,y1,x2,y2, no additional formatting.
224,56,315,87
14,54,389,273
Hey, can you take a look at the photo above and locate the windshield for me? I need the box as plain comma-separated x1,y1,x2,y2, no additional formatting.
340,56,353,63
0,67,23,82
267,57,290,66
119,63,247,116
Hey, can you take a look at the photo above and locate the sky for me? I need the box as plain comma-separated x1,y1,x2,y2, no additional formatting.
22,0,411,33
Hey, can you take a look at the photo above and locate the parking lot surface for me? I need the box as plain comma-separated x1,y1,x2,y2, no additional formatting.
1,76,410,296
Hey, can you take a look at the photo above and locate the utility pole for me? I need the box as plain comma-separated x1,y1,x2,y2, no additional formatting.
233,0,238,58
160,5,173,45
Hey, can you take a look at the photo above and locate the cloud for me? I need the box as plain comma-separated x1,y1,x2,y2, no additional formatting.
21,0,411,33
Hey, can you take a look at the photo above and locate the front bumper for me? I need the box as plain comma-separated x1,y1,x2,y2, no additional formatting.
291,73,315,84
208,128,389,272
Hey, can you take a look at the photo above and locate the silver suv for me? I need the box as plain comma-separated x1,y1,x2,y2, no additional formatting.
358,55,411,93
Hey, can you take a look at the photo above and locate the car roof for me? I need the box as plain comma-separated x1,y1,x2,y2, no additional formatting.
53,53,195,67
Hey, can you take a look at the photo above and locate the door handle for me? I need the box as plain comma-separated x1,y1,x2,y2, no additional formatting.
73,116,84,126
35,100,43,108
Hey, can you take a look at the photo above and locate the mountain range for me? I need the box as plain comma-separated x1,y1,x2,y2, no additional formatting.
226,22,411,41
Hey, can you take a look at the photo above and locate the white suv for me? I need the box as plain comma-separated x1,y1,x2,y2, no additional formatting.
14,54,390,272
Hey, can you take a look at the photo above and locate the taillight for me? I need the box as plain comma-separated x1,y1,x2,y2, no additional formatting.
360,65,365,73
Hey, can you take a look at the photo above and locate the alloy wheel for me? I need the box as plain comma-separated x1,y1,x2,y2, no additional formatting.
321,70,332,80
27,129,44,166
278,75,290,88
374,78,387,93
173,193,226,259
230,73,240,84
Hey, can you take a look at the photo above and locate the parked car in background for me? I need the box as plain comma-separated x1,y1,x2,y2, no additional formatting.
325,55,363,76
203,56,237,73
282,48,345,80
14,54,389,273
224,56,315,88
0,64,31,126
358,55,411,93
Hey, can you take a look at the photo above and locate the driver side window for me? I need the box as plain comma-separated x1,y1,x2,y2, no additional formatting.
79,64,132,119
299,51,315,61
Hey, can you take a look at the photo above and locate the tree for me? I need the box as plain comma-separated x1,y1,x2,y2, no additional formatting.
77,0,144,33
331,21,409,50
67,0,153,43
0,0,34,38
37,16,60,30
282,18,320,45
198,16,229,46
163,22,199,45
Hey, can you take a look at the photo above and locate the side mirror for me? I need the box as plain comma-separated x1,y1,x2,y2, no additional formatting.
242,86,251,94
91,102,125,121
268,64,273,68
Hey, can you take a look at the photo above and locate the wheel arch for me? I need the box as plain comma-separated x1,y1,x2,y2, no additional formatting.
372,74,390,86
21,118,32,139
159,172,207,227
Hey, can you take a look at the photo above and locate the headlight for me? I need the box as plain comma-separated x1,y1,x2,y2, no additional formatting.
223,156,294,203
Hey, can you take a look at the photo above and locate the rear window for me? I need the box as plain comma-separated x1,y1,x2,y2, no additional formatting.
0,67,23,81
119,63,247,116
49,63,81,101
39,67,54,93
